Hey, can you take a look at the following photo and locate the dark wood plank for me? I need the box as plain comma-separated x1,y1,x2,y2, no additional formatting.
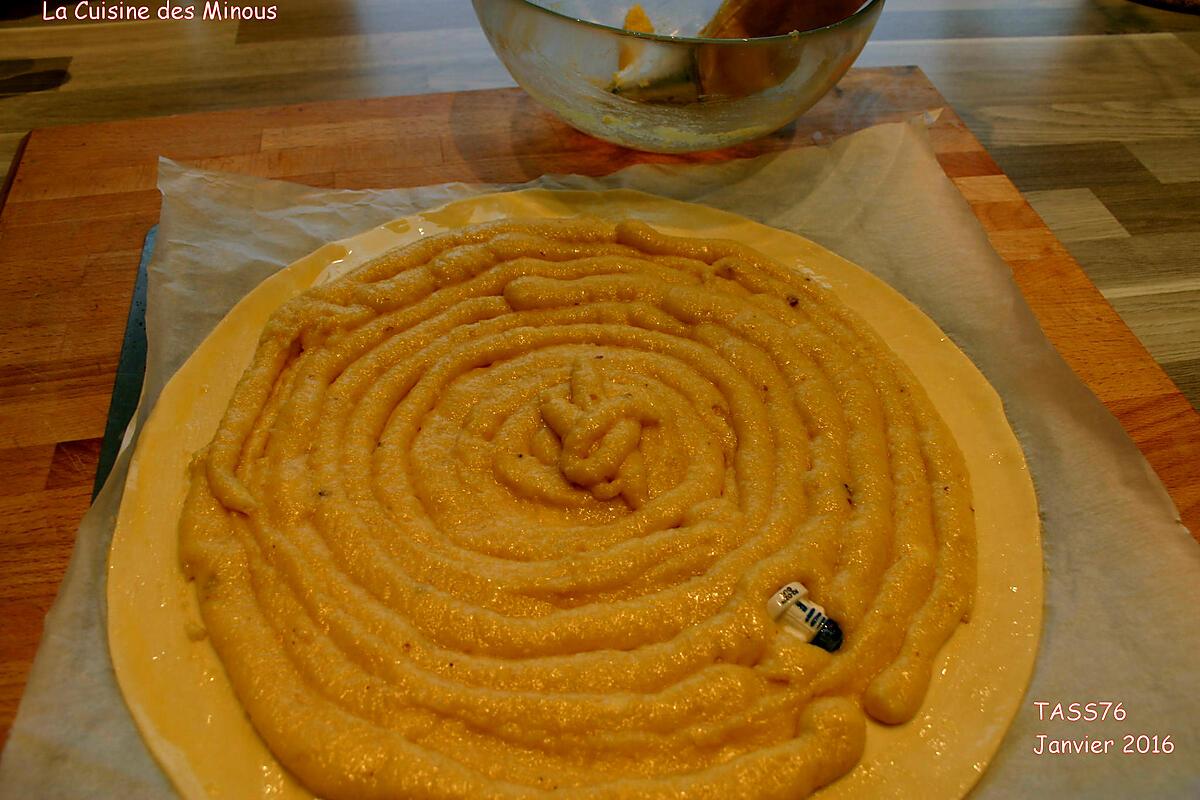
44,438,102,491
989,142,1159,192
1093,180,1200,235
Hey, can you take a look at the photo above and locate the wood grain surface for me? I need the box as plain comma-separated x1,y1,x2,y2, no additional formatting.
3,0,1200,410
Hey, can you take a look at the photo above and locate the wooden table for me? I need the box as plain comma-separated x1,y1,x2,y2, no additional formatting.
1,66,1197,750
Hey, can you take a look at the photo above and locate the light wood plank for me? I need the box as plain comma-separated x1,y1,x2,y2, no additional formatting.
1106,288,1200,365
870,1,1200,41
1068,231,1200,292
860,33,1200,106
1125,138,1200,184
952,174,1024,203
0,17,238,57
969,97,1200,147
59,28,495,92
1024,188,1130,243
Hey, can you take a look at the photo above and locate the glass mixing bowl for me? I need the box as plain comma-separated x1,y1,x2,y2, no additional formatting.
472,0,884,153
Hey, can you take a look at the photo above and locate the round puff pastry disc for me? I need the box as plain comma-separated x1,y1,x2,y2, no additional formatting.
107,188,1041,799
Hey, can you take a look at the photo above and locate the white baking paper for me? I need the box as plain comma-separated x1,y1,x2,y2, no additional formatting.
1,118,1196,799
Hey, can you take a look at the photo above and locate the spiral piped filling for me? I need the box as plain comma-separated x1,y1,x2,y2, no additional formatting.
180,217,975,800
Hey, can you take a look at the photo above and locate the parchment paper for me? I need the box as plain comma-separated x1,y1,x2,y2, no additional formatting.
2,118,1197,799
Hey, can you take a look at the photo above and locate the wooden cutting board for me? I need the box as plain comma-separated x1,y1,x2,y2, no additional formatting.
0,66,1196,749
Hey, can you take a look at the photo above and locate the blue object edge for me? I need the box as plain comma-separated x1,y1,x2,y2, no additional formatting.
92,225,153,499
